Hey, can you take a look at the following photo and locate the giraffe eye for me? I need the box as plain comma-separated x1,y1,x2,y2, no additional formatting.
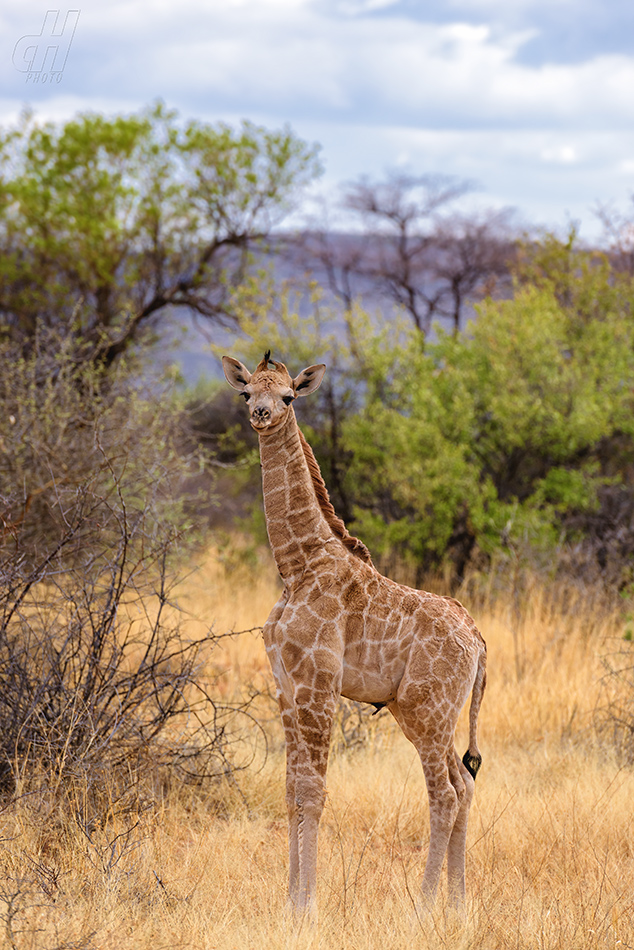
241,392,250,401
282,395,295,406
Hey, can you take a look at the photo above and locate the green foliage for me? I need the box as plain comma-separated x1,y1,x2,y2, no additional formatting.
350,276,634,571
217,235,634,580
217,281,396,524
0,103,321,357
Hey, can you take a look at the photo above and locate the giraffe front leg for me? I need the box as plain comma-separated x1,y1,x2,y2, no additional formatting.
284,750,327,917
293,771,327,914
277,694,302,907
279,697,330,917
285,744,301,905
289,695,336,919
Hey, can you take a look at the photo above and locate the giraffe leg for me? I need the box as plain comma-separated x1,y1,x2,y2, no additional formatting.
390,685,473,909
284,735,300,904
276,693,304,908
445,751,474,907
279,690,336,918
418,753,460,906
390,700,460,906
293,771,326,914
293,697,337,917
390,628,481,909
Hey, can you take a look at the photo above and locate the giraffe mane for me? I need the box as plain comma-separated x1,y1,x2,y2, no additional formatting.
297,427,373,565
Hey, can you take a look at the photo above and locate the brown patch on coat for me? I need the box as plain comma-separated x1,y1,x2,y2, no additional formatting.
282,642,303,670
343,580,369,611
345,614,364,642
402,593,420,615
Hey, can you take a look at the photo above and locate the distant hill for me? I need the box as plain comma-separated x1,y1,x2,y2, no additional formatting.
160,231,499,384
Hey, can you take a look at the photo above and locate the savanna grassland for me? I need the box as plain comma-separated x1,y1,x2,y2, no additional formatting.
1,544,633,950
3,107,634,950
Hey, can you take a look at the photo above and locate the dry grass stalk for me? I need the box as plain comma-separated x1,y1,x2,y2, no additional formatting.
1,547,633,949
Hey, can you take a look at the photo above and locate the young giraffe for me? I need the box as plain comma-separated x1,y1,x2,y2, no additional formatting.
223,351,487,918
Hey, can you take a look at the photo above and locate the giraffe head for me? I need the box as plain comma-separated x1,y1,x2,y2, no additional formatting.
222,351,326,432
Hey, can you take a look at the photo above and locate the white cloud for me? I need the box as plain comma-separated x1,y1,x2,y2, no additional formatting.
299,121,634,236
83,5,634,130
335,0,401,13
540,145,577,164
3,0,634,232
4,0,634,129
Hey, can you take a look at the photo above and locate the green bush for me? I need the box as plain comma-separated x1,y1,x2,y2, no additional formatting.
217,237,634,583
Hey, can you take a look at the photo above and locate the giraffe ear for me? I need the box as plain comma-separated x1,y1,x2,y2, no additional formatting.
292,363,326,397
222,356,252,391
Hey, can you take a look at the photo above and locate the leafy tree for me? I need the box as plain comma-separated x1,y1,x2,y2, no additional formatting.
345,250,634,579
0,102,321,362
213,279,371,524
217,236,634,584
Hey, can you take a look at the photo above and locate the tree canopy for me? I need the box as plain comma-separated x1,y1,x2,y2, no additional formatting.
219,237,634,585
0,102,321,362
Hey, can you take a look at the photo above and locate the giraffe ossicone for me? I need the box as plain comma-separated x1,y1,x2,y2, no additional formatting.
222,351,487,917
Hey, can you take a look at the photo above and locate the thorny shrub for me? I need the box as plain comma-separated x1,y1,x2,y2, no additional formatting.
0,326,265,806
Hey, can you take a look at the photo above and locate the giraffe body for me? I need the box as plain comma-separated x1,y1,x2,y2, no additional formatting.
222,352,487,917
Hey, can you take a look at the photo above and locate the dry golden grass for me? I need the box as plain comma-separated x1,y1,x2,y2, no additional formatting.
1,545,634,949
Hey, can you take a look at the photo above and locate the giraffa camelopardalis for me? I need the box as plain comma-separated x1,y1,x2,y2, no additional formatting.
222,351,487,917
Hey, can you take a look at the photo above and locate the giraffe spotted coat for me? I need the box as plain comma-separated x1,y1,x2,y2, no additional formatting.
223,351,487,918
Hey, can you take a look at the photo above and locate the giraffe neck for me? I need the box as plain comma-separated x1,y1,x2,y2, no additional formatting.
258,411,333,585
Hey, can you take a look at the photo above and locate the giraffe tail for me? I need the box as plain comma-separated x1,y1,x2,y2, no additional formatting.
462,644,487,780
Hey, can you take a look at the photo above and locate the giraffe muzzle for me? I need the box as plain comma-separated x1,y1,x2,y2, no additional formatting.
251,406,272,427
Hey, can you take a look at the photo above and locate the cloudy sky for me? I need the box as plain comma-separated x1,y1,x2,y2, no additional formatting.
2,0,634,238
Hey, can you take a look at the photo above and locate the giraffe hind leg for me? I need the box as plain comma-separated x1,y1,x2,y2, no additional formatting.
418,753,461,906
446,751,475,907
389,699,463,907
